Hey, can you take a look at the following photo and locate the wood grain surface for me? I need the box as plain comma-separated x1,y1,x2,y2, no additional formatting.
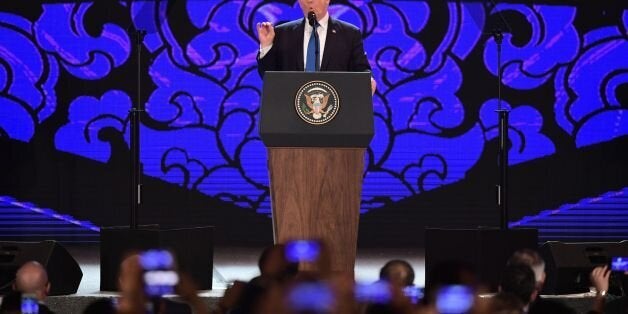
268,147,365,273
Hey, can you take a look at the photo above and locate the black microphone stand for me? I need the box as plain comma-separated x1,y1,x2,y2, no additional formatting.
129,29,146,229
493,30,509,230
101,1,214,292
486,0,513,232
463,0,513,230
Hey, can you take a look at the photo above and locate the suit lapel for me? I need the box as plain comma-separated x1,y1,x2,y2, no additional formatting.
321,17,336,71
295,19,305,71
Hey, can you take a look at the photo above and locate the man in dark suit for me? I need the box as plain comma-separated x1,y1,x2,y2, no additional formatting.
257,0,376,93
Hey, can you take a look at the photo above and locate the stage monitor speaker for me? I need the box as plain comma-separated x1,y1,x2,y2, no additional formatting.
540,240,628,294
100,226,213,291
425,228,538,292
0,240,82,295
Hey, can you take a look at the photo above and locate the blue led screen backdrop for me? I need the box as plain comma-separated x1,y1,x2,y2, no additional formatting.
0,1,626,244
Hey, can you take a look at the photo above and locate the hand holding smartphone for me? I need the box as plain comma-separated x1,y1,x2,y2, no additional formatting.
284,240,321,263
21,293,39,314
435,285,474,314
611,256,628,272
139,249,180,297
403,285,424,304
287,282,334,312
355,281,392,304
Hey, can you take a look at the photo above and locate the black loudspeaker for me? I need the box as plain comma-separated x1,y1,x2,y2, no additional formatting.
425,228,538,291
0,241,82,295
540,241,628,294
100,226,213,291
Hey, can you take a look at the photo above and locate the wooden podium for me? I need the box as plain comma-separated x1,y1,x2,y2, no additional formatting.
260,71,374,273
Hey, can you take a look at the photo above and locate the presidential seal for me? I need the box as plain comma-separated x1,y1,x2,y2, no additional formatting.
294,81,340,125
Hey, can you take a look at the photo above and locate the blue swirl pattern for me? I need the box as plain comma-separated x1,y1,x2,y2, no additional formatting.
34,3,130,80
483,4,580,90
0,1,625,215
480,99,555,164
0,13,58,141
554,25,628,147
55,90,131,162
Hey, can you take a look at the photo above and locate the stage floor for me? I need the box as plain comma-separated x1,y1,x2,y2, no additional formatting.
66,245,426,294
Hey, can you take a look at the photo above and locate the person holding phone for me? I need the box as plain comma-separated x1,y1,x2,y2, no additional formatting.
116,251,208,314
589,258,628,314
0,291,45,314
589,265,611,314
507,249,576,314
258,244,299,281
12,261,54,314
216,244,299,314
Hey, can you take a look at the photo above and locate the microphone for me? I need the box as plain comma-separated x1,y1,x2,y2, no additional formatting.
307,11,316,26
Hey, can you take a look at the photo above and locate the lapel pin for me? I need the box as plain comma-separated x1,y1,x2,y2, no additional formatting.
332,29,336,33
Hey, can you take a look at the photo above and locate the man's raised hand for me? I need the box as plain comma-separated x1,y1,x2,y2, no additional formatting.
257,22,275,48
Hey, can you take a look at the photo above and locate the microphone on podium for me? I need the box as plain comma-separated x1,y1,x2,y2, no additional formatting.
307,11,317,26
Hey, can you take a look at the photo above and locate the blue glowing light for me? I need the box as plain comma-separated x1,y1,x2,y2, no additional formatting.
285,240,321,263
510,188,628,241
140,249,175,270
436,285,474,314
0,196,100,232
287,282,334,312
355,281,392,304
0,2,626,217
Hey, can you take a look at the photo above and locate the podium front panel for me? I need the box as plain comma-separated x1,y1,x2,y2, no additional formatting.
260,71,373,148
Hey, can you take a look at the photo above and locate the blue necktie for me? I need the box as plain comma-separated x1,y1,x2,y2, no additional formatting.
305,23,318,72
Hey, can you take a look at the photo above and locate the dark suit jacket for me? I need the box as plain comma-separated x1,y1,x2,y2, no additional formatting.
257,17,371,78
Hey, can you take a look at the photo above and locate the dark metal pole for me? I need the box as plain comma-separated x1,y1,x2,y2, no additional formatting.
494,31,509,230
130,30,145,229
498,110,509,229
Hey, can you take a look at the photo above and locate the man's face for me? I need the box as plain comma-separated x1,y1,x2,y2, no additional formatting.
298,0,330,19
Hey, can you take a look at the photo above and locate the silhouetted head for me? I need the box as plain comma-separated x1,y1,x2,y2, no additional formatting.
500,264,537,306
379,259,415,286
14,261,50,300
507,249,545,288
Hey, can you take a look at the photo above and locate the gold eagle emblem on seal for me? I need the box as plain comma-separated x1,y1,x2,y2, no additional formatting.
294,81,340,125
